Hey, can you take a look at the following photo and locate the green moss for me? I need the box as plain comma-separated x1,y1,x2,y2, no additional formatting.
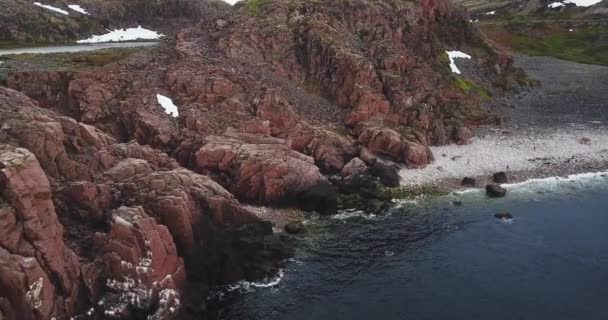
246,0,271,15
380,185,448,199
454,76,492,101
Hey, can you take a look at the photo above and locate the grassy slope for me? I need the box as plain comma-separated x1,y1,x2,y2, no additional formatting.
0,47,151,69
478,11,608,66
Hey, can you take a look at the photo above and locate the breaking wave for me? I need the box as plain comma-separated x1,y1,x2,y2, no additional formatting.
225,269,285,293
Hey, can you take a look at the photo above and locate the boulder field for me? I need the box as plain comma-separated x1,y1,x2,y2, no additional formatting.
0,0,521,318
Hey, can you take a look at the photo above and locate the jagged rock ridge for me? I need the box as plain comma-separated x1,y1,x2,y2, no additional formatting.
0,0,518,318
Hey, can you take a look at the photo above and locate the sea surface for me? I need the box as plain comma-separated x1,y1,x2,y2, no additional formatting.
208,172,608,320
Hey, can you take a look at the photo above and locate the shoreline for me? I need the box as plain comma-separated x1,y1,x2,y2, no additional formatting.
399,125,608,188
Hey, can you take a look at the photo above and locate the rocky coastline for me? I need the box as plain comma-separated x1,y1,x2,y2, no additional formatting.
3,0,604,319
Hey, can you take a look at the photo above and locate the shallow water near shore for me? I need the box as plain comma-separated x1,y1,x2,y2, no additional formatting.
208,172,608,320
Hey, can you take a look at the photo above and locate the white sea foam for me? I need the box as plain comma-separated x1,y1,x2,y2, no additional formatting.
332,210,377,220
226,269,285,293
392,198,419,206
498,218,514,224
501,171,608,189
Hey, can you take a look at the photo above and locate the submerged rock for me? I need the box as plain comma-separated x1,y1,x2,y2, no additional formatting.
284,221,304,234
494,212,513,219
486,184,507,197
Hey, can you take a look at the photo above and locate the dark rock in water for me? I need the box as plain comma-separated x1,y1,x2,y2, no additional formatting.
370,159,401,187
486,184,507,197
494,212,513,219
284,221,304,234
452,201,463,206
492,172,508,183
461,177,476,187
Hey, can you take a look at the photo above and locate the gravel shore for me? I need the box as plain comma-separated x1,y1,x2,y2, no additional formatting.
401,55,608,189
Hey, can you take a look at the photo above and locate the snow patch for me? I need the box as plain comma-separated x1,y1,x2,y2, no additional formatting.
68,4,89,15
34,2,69,15
445,50,471,74
223,0,242,4
77,26,163,44
156,94,179,117
485,11,496,15
548,2,565,8
564,0,603,6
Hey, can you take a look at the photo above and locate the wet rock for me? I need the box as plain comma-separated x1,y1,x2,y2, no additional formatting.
341,157,368,177
461,177,476,187
355,121,433,168
486,184,507,198
284,221,304,234
452,201,463,206
370,158,401,188
492,172,508,183
494,212,513,219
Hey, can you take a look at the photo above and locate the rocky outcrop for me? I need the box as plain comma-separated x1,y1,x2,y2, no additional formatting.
0,145,81,320
341,157,368,177
1,0,520,317
195,133,337,213
0,87,290,319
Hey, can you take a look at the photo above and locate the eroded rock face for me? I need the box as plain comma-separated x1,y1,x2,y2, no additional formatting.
195,133,337,213
0,87,289,319
0,145,81,320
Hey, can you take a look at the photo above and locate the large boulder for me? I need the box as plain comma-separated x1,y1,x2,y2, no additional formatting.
341,157,368,177
195,133,337,213
492,172,508,183
486,184,507,198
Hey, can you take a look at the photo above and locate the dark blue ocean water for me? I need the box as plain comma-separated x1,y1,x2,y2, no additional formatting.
210,173,608,320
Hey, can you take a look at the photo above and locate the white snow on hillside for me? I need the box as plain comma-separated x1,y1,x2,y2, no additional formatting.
77,26,163,43
548,2,565,8
68,4,90,15
445,51,471,75
33,2,69,15
485,11,496,15
223,0,242,4
564,0,603,6
156,94,179,117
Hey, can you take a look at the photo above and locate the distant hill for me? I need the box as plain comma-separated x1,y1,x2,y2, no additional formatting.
0,0,230,45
